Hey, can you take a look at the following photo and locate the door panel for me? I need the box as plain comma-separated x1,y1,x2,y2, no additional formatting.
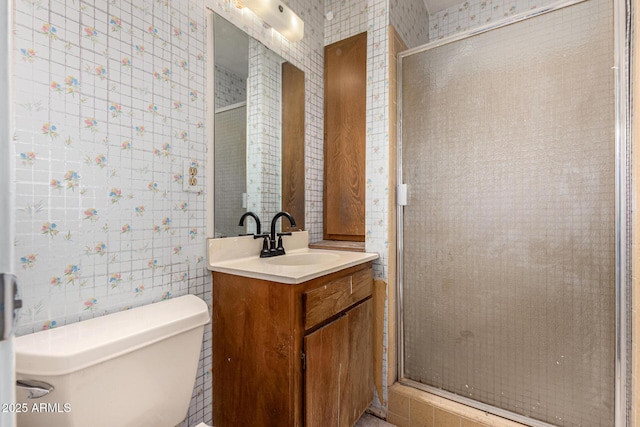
304,316,349,427
400,0,616,424
347,299,373,424
323,32,367,241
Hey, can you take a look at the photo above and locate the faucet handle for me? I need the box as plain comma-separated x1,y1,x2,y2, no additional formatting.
253,233,271,258
275,232,292,255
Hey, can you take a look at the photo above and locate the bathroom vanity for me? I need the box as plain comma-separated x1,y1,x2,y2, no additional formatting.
208,232,378,427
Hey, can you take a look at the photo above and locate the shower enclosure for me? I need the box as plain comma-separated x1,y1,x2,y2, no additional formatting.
397,0,630,425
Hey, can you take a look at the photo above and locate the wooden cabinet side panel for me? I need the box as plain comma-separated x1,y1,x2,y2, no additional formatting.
282,62,305,231
212,273,297,427
304,316,350,427
347,299,374,424
324,32,367,241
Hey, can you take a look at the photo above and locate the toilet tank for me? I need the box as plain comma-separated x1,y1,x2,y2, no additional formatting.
15,295,210,427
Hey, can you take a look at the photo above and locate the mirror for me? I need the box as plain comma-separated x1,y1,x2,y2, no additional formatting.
213,13,305,238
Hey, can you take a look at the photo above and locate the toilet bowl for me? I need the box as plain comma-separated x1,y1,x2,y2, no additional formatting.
15,294,210,427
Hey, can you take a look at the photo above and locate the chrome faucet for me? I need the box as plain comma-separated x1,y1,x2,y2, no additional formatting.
253,211,296,258
238,211,261,235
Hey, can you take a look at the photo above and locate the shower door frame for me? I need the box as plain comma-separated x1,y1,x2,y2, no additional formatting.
395,0,633,425
0,0,16,425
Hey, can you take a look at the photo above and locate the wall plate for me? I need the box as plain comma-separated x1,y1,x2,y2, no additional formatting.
183,161,202,193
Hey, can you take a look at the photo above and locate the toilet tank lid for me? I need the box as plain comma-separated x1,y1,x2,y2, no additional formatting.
15,295,210,376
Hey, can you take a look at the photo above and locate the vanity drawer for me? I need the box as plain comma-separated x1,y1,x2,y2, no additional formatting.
303,267,373,330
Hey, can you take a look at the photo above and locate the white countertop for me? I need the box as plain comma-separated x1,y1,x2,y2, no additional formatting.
207,231,379,284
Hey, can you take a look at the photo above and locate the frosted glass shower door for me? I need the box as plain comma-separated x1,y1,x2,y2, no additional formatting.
399,0,615,426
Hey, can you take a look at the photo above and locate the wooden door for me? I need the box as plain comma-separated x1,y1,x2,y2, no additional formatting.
304,315,350,427
324,32,367,241
282,62,305,231
347,299,373,424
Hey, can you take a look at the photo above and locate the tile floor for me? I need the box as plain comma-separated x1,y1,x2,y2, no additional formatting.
355,413,396,426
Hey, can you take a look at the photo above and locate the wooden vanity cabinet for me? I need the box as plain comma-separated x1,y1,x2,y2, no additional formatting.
212,262,373,427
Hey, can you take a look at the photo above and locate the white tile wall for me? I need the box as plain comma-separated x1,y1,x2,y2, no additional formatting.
214,64,246,109
246,38,282,225
13,0,211,424
324,0,368,45
430,0,559,40
13,1,326,425
389,0,430,48
365,0,392,412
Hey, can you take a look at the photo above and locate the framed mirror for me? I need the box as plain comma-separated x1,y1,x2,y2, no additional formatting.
212,13,305,238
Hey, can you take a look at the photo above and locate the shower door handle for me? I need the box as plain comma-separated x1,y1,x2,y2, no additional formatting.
397,183,408,206
0,273,22,341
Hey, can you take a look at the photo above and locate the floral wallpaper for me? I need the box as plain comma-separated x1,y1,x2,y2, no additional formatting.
12,0,327,425
430,0,558,39
13,0,211,424
389,0,430,48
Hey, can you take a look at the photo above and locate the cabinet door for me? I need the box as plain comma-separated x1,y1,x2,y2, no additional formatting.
347,299,373,424
323,32,367,241
304,315,350,427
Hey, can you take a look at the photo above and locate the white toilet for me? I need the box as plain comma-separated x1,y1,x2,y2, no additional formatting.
15,294,211,427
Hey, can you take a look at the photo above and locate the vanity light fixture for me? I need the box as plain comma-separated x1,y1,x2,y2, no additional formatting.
240,0,304,42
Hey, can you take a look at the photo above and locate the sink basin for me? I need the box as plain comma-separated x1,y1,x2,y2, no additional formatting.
264,252,340,266
208,232,379,283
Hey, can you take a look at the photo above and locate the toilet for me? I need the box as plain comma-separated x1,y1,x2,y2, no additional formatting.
14,294,211,427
